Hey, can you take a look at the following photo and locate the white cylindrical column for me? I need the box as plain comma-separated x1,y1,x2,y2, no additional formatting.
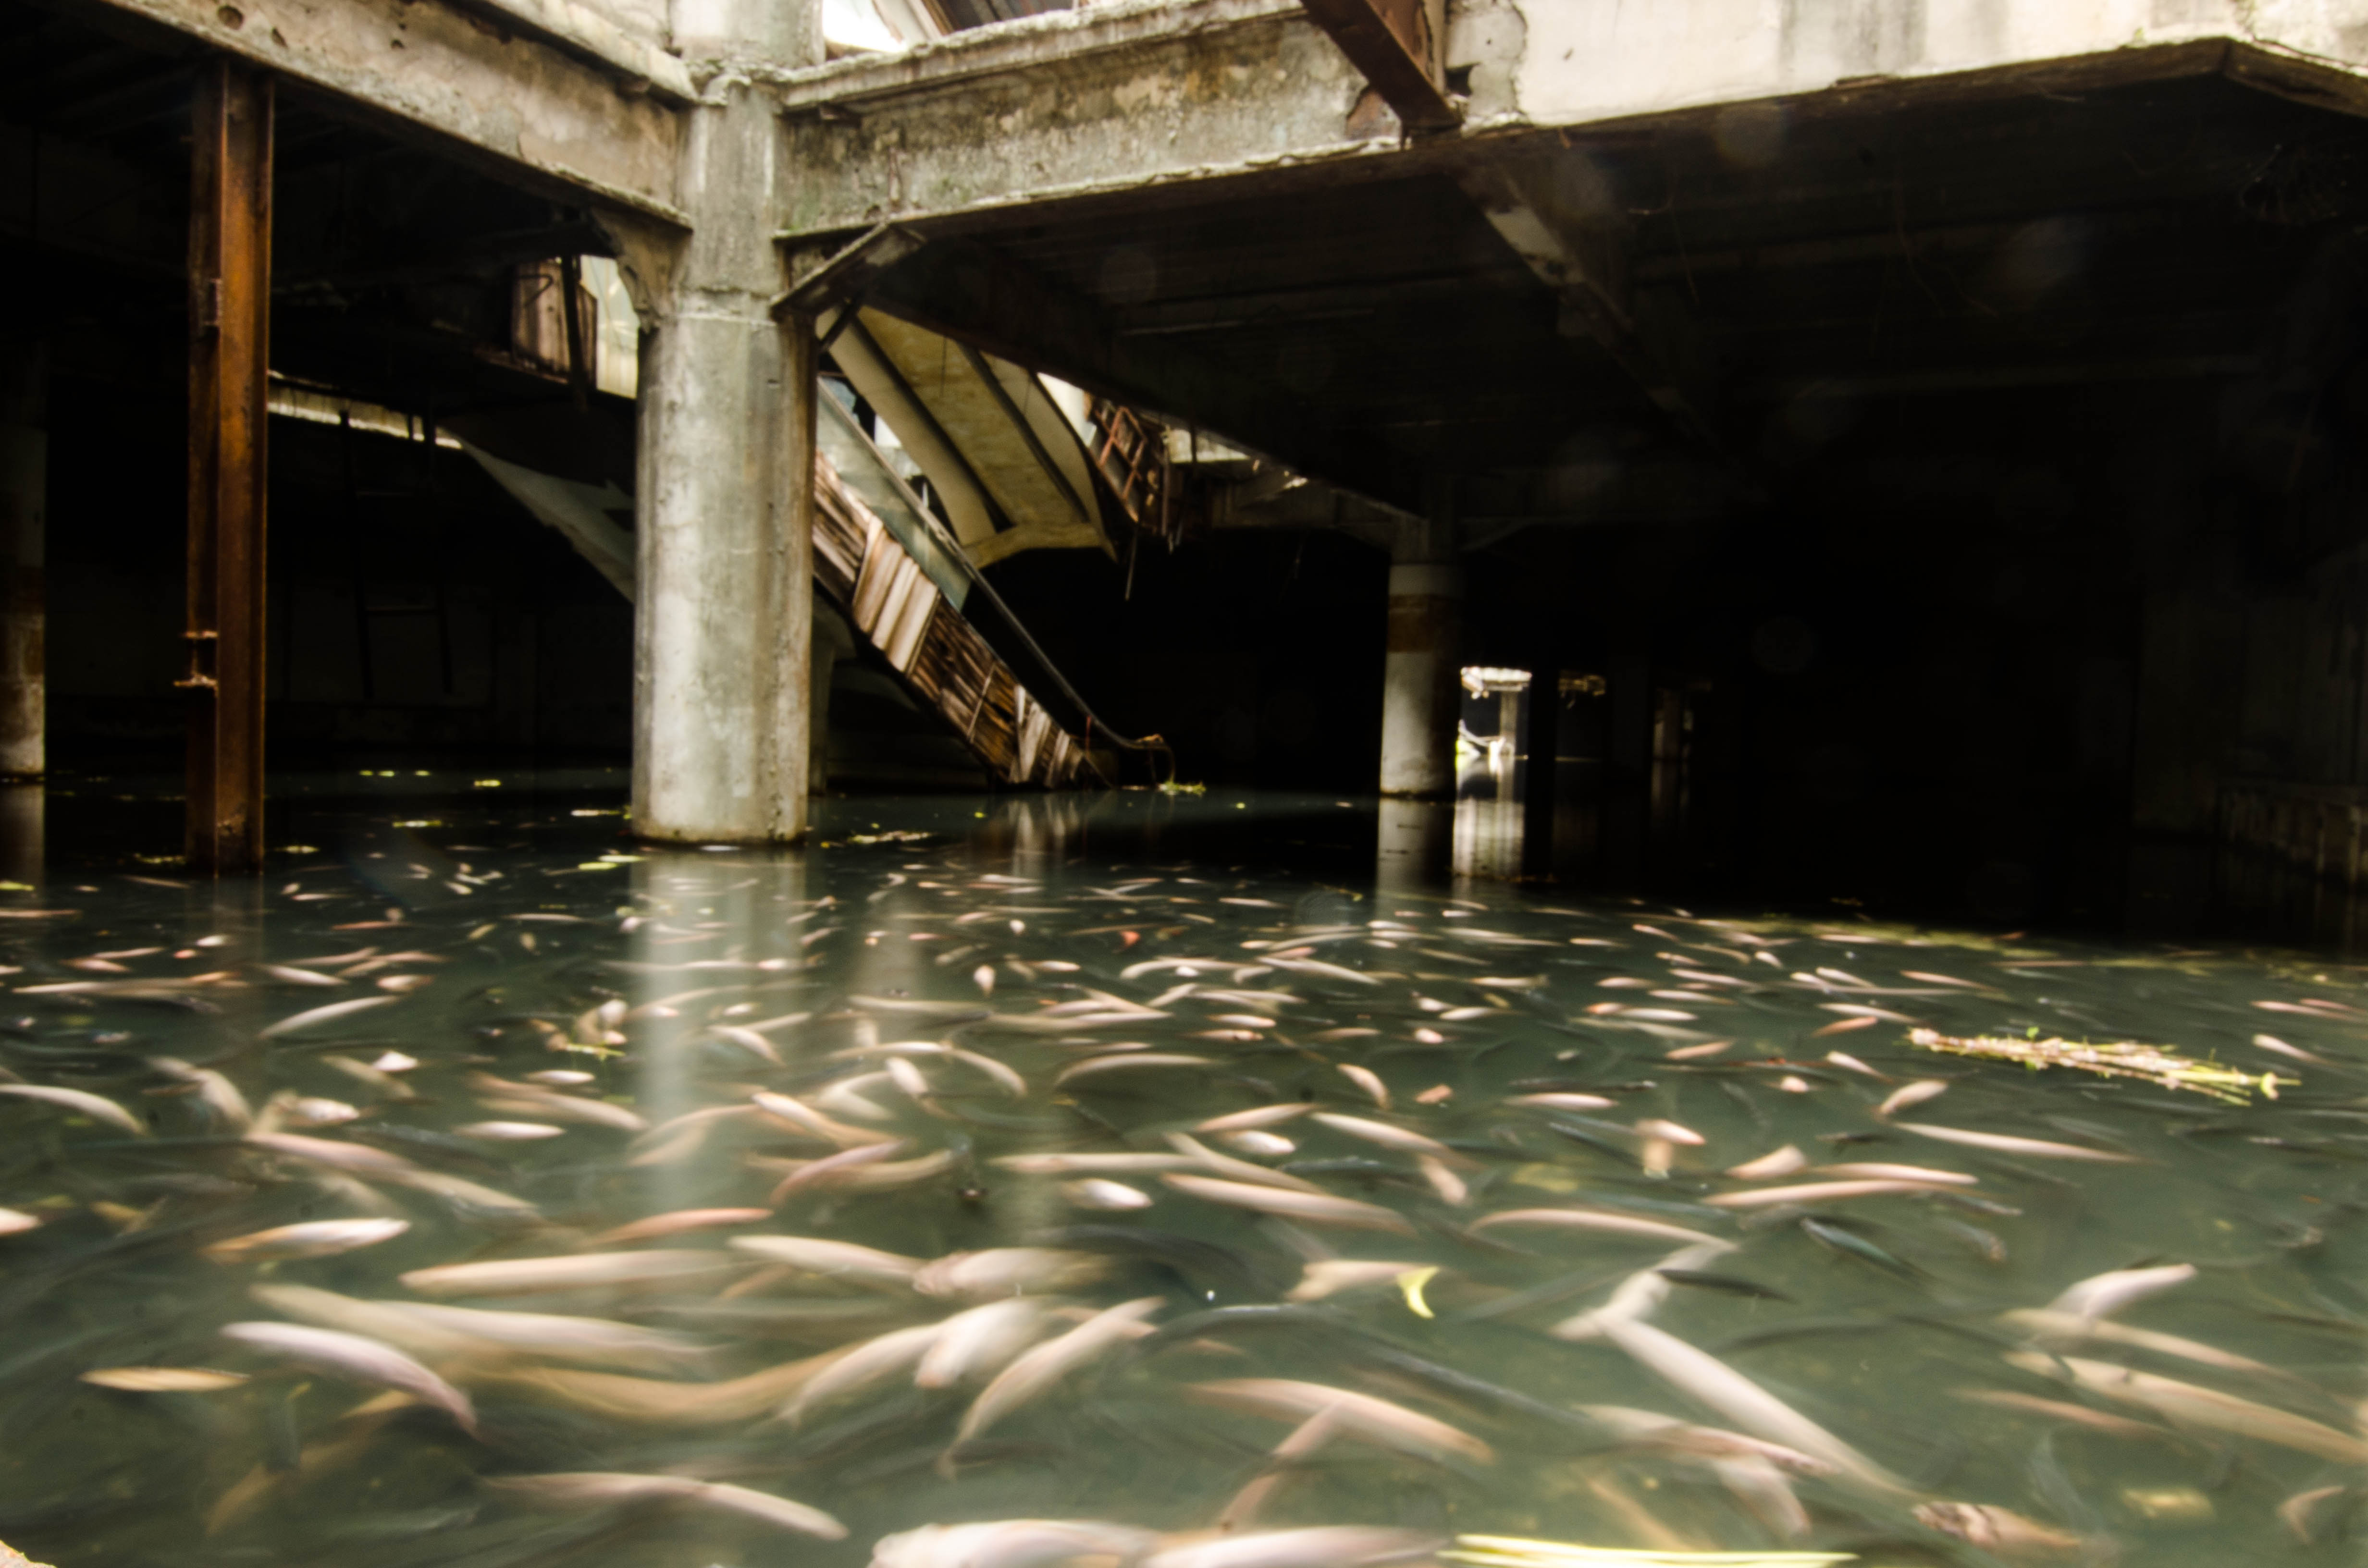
1378,559,1462,797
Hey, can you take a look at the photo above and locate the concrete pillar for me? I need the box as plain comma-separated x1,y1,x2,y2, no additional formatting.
629,38,819,843
0,337,43,780
1379,516,1461,798
1521,664,1557,879
811,592,855,794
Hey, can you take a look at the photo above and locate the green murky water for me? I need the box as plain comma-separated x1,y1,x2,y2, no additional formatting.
1,779,2364,1568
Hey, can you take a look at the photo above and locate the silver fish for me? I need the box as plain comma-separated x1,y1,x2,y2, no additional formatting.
915,1298,1051,1389
729,1235,925,1286
2004,1352,2368,1463
1160,1174,1414,1235
202,1218,409,1262
220,1321,476,1433
1893,1121,2138,1163
1470,1207,1721,1245
0,1084,144,1136
870,1519,1156,1568
485,1472,844,1538
2046,1262,2195,1320
399,1250,740,1297
951,1296,1162,1451
258,995,401,1038
1186,1378,1493,1464
255,1284,708,1373
1592,1314,1910,1496
778,1323,942,1426
1141,1526,1441,1568
913,1248,1112,1301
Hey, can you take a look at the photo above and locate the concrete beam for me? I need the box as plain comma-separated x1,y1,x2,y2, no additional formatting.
770,0,2368,245
83,0,688,222
774,0,1388,243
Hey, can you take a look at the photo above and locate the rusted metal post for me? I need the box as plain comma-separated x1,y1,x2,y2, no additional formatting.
184,60,272,875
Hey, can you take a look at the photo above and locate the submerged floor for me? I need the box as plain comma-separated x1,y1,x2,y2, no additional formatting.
0,784,2361,1565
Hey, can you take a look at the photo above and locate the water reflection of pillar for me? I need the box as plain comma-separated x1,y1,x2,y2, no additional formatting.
630,847,807,1214
0,335,44,781
1521,662,1558,880
0,783,40,887
1376,797,1452,894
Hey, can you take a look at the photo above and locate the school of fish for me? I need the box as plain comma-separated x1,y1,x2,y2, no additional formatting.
0,809,2365,1567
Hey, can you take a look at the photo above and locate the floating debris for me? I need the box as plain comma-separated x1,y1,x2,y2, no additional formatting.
1908,1027,2295,1102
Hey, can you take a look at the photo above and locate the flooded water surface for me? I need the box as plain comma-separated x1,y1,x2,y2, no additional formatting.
4,782,2367,1567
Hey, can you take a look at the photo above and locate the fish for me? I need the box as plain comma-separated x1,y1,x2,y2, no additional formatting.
257,995,402,1038
1726,1145,1809,1179
1194,1104,1314,1134
1952,1387,2181,1442
81,1367,249,1392
149,1057,253,1130
0,1208,39,1235
752,1090,903,1148
1811,1162,1977,1185
1290,1258,1432,1314
1222,1131,1295,1158
1166,1133,1326,1193
768,1139,913,1202
915,1298,1052,1389
454,1121,565,1141
254,1284,710,1372
730,1235,925,1286
913,1248,1113,1300
590,1207,774,1245
1657,1269,1792,1302
1337,1064,1391,1108
1798,1217,1922,1280
1507,1092,1617,1112
1591,1313,1911,1496
1307,1112,1465,1162
1875,1079,1950,1117
201,1218,410,1262
2006,1352,2368,1461
870,1519,1157,1568
467,1074,645,1132
1054,1053,1217,1085
1706,1178,1957,1209
1061,1178,1153,1211
1999,1308,2296,1385
219,1321,476,1433
1468,1207,1722,1245
245,1131,419,1176
2046,1262,2194,1320
950,1296,1164,1453
1141,1526,1441,1568
1161,1174,1415,1235
995,1152,1196,1176
484,1473,844,1538
778,1323,943,1425
0,1083,145,1135
1186,1378,1493,1464
1914,1501,2090,1556
261,965,346,987
399,1250,741,1297
1893,1121,2139,1163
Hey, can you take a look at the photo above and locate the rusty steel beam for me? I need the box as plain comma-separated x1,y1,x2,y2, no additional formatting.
1297,0,1458,133
184,60,272,875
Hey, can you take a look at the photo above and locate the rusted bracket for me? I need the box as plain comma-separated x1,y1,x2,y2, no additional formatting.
1298,0,1460,134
